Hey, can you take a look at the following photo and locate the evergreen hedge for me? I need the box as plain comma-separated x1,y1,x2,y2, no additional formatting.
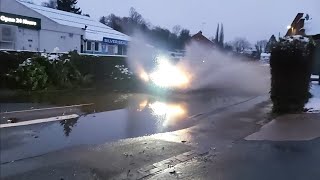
0,51,137,91
270,36,315,113
313,42,320,75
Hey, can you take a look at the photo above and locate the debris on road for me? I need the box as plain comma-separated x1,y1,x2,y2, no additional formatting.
7,118,19,123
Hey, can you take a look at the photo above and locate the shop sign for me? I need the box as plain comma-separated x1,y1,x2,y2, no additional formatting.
103,37,128,45
0,12,41,30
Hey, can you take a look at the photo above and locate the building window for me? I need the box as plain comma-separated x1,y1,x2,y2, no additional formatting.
107,45,118,55
118,45,123,55
102,44,107,53
117,45,127,55
86,41,91,51
108,45,114,55
94,42,99,51
114,45,118,54
123,46,127,55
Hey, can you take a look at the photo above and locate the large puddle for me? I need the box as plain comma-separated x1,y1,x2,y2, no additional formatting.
1,90,247,163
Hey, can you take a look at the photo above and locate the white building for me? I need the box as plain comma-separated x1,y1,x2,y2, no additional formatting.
0,0,130,55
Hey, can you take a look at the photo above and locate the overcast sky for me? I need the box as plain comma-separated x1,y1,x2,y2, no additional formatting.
32,0,319,43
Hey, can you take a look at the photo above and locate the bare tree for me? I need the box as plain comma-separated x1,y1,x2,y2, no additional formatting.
224,42,233,51
256,40,268,52
172,25,182,35
255,40,268,58
232,37,251,52
178,29,191,49
99,8,191,50
129,7,145,25
99,14,123,32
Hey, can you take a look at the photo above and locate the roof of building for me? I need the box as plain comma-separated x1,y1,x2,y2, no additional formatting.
191,31,215,47
303,14,320,36
286,13,319,37
17,1,130,41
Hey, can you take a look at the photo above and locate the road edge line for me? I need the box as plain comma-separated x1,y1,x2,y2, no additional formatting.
0,103,93,115
0,114,79,128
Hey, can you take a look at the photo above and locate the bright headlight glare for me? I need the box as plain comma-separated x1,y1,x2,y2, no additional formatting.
149,57,189,88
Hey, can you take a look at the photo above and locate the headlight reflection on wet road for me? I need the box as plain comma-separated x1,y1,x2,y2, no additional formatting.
148,101,186,127
138,100,148,111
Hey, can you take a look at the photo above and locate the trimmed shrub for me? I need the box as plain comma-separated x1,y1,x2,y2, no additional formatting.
270,35,315,113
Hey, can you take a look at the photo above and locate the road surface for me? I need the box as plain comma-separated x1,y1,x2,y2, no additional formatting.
1,86,319,180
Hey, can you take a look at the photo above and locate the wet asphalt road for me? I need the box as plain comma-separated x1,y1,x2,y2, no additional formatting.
2,87,318,180
151,86,320,180
0,90,253,165
0,90,266,179
151,138,320,180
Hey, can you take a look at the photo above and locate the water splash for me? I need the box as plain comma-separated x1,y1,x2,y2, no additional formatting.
128,34,270,95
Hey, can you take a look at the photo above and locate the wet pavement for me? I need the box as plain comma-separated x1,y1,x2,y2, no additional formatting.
152,138,320,180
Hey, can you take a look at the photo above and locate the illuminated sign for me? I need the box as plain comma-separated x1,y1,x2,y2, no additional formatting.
0,12,41,30
103,37,128,45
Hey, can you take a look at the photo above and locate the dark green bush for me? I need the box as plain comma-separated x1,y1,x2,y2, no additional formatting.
65,51,129,82
0,51,38,88
45,56,84,88
0,51,137,91
270,36,315,113
5,54,91,90
8,56,49,90
64,51,138,90
312,41,320,75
